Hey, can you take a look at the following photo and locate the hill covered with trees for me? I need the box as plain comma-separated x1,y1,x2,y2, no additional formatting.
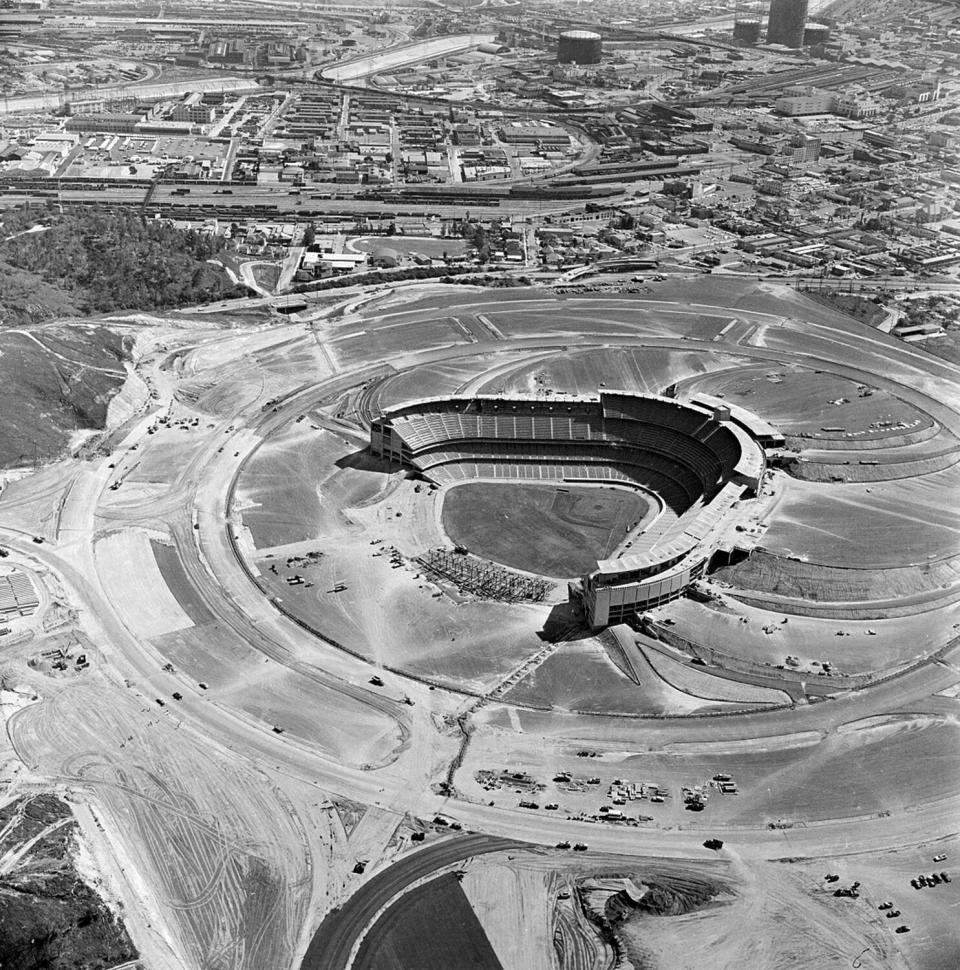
0,205,247,324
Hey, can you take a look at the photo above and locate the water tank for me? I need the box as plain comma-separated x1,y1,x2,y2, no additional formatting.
558,29,602,65
733,19,762,44
803,23,830,46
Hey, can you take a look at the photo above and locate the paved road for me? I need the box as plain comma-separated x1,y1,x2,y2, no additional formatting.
320,34,495,83
3,286,958,969
300,834,524,970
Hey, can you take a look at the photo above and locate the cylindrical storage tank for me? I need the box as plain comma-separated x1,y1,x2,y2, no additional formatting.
558,29,602,65
733,19,762,44
767,0,808,48
803,23,830,46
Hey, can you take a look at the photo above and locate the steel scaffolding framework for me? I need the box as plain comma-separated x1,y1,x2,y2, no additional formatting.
417,548,551,603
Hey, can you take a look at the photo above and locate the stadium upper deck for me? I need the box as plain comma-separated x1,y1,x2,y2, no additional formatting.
370,391,769,627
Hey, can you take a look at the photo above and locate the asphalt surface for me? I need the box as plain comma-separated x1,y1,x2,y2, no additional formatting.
300,834,524,970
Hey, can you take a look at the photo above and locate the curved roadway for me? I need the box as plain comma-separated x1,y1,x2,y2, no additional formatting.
2,287,958,968
301,834,524,970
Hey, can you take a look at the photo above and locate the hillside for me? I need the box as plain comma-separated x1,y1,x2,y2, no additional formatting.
0,205,254,469
0,205,247,325
0,793,138,970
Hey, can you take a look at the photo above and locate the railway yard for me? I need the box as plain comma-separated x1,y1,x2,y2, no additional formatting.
0,277,958,969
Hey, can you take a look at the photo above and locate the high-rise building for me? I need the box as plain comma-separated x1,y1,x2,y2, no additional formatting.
767,0,808,48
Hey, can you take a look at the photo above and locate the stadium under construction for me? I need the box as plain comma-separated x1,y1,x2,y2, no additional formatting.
370,390,776,626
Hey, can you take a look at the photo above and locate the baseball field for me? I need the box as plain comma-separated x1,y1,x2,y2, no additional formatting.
441,482,650,577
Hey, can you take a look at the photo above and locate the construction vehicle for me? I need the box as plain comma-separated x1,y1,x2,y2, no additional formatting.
556,841,571,849
573,842,588,851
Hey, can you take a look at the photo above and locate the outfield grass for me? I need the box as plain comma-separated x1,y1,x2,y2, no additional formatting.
441,482,649,577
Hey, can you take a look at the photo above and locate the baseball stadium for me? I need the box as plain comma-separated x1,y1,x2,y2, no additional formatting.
369,391,766,626
228,283,960,705
10,279,957,970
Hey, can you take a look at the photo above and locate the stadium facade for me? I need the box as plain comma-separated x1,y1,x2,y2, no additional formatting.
370,391,775,628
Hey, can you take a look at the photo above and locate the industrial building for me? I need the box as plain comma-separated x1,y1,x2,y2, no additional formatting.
766,0,808,48
557,29,602,65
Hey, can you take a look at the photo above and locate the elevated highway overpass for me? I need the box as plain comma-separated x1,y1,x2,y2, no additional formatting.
320,33,496,83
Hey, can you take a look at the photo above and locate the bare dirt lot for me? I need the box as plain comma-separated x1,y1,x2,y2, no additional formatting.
686,363,928,439
757,469,960,568
474,345,750,399
441,482,650,578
